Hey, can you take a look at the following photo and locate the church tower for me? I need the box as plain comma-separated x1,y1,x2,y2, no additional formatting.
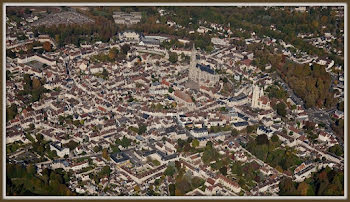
191,43,196,68
188,43,197,82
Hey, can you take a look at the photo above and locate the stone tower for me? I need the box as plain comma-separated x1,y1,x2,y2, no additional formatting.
191,43,196,68
188,44,197,82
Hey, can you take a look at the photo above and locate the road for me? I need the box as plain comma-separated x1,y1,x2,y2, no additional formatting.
35,152,102,167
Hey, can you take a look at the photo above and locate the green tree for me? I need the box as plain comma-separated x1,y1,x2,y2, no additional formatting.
271,134,279,142
231,129,239,136
191,139,199,148
168,51,178,63
328,144,343,156
219,166,227,176
102,68,109,80
164,165,175,176
138,124,147,135
169,184,175,196
256,134,269,145
279,177,297,195
121,44,130,55
121,136,131,148
6,104,18,122
276,102,287,117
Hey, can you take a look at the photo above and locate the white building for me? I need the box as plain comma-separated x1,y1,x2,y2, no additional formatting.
251,85,271,110
118,31,140,43
50,142,70,158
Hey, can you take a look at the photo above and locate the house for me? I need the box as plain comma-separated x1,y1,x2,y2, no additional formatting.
260,167,272,176
234,151,247,162
294,162,317,182
50,141,70,158
191,128,208,138
110,152,131,166
113,12,141,25
257,126,273,138
232,121,249,130
118,31,140,43
318,131,331,142
69,160,89,172
334,110,344,119
217,174,241,193
173,90,195,110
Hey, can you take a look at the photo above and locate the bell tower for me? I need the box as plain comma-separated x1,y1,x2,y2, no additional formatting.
191,43,196,68
188,43,197,82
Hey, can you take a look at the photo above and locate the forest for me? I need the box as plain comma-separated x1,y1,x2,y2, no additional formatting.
277,62,336,109
6,162,75,196
279,167,344,196
246,134,302,173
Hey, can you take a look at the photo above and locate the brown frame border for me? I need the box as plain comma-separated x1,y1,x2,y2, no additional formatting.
0,0,349,201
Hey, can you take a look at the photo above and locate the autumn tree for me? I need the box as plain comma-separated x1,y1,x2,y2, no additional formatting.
297,182,309,196
279,177,297,195
32,77,41,89
43,41,52,52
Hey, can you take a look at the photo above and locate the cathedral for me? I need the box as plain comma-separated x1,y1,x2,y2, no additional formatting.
250,85,271,110
188,44,220,87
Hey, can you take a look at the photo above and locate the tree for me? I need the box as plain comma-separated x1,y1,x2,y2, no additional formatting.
329,144,343,156
138,124,147,135
164,165,175,176
256,134,269,145
26,164,36,177
32,77,41,89
168,51,178,63
168,87,174,93
93,145,101,153
36,133,44,142
100,166,111,176
169,184,175,196
297,182,309,196
108,47,119,61
134,185,140,192
219,166,227,176
121,136,131,148
6,104,18,122
206,141,213,149
191,139,199,148
102,68,109,80
43,41,52,52
271,134,279,142
276,102,287,117
231,129,239,136
121,44,130,55
231,163,243,176
247,125,257,134
102,148,110,160
279,177,297,195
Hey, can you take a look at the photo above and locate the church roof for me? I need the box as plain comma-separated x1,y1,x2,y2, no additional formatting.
196,63,215,75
